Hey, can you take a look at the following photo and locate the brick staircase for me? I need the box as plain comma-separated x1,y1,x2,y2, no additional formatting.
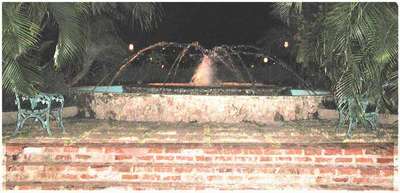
4,141,396,190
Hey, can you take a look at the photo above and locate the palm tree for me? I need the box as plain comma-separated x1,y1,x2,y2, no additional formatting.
272,2,398,134
2,2,163,95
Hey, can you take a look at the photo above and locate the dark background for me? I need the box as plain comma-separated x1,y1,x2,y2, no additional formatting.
122,2,283,48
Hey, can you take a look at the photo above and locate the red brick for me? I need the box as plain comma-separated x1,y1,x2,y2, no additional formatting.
112,165,131,172
55,155,71,161
277,157,292,161
7,165,24,172
214,156,232,161
365,147,394,156
142,174,160,181
315,157,332,163
203,147,220,154
6,146,22,155
355,158,373,163
227,176,242,181
294,157,312,162
156,156,174,161
196,167,213,172
90,165,109,171
40,184,60,190
337,167,358,175
106,147,148,154
286,149,303,155
138,156,153,161
315,176,330,184
115,155,132,160
380,168,394,176
318,167,335,174
324,149,342,155
43,147,59,153
278,167,300,175
260,157,272,162
195,186,206,190
263,148,282,155
148,148,163,153
305,148,322,155
218,168,233,173
360,168,380,176
335,158,353,163
75,154,90,160
352,177,369,183
64,147,79,153
86,147,103,153
333,178,348,183
45,165,65,172
243,148,263,154
176,156,193,161
258,167,276,174
133,166,153,172
207,176,223,181
299,168,315,175
104,147,118,153
165,147,181,153
242,168,255,173
70,165,88,172
196,156,212,161
122,174,138,180
377,158,393,164
62,174,78,180
222,148,242,154
163,176,181,181
80,174,96,179
154,166,173,172
17,185,34,190
371,178,393,185
175,167,193,173
344,149,363,155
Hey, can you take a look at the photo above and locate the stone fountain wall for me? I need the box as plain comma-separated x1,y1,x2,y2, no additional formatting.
77,93,325,123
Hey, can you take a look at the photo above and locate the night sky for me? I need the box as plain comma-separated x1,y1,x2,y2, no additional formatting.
130,2,283,48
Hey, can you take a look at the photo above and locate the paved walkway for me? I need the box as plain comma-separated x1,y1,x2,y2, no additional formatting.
2,118,397,144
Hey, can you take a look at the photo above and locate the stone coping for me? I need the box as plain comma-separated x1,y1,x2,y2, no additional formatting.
2,119,397,144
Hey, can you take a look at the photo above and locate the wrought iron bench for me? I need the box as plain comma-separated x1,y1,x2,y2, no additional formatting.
13,91,64,136
336,96,379,138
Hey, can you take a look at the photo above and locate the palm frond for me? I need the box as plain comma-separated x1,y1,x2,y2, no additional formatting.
48,3,88,70
271,2,302,25
90,2,163,32
2,3,42,95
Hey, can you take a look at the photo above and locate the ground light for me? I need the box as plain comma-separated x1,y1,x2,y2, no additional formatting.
128,43,135,51
283,41,289,48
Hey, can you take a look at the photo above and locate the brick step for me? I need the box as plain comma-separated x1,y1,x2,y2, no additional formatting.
6,162,394,187
5,142,396,190
5,143,395,165
6,180,393,191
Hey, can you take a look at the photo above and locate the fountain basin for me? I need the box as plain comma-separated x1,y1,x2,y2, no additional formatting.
76,84,327,123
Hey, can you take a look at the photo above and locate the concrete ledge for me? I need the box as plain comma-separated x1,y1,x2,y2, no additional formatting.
2,106,79,125
318,109,398,125
78,93,325,123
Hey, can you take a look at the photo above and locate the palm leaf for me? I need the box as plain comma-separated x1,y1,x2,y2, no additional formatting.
48,3,88,70
2,3,42,95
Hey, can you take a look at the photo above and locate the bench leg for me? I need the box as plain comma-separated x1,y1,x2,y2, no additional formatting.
42,112,52,136
54,110,65,133
13,112,24,136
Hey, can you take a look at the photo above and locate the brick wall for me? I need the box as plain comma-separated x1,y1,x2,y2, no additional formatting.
78,93,324,123
5,142,396,190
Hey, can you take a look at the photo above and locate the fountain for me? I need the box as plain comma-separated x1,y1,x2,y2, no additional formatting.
191,54,216,86
75,41,329,123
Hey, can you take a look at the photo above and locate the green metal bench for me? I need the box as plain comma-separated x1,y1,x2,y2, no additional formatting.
336,96,379,138
13,91,64,136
